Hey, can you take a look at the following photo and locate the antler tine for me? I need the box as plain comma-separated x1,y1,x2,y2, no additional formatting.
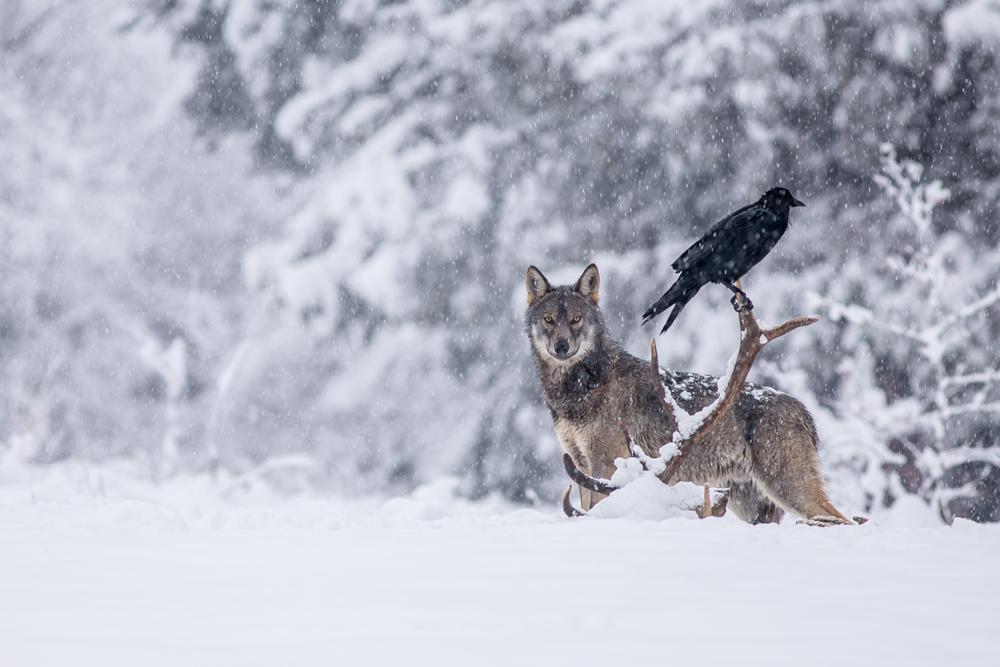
763,315,820,341
732,279,817,343
562,453,618,495
650,339,667,404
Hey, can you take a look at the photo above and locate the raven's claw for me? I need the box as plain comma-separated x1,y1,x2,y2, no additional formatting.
730,293,754,313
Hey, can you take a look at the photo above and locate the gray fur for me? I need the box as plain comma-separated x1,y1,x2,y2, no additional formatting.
525,265,847,523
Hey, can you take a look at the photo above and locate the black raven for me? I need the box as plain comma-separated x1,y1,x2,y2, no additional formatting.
641,187,805,334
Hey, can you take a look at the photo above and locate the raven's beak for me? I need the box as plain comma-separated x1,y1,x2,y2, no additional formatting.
791,196,805,207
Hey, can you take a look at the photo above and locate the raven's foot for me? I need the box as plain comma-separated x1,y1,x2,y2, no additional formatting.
730,292,754,313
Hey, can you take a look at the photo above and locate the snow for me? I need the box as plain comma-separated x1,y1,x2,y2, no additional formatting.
275,34,415,159
943,0,1000,49
2,470,997,666
663,348,740,443
1,11,996,665
8,0,1000,520
588,473,714,520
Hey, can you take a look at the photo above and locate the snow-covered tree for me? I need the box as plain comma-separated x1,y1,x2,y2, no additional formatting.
0,0,281,477
2,0,999,518
814,145,1000,521
133,0,1000,507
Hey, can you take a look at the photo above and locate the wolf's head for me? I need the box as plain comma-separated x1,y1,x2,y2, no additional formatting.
524,264,605,365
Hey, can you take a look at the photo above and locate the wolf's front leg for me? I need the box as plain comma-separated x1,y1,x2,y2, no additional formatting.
579,427,633,510
580,458,619,510
575,457,600,511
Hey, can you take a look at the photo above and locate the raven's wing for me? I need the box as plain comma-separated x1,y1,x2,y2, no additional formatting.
670,203,760,272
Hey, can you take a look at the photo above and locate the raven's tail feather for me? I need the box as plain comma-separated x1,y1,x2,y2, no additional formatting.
641,278,700,334
659,300,688,334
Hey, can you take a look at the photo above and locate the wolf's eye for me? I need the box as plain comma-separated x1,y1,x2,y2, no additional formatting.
570,315,582,324
543,315,554,324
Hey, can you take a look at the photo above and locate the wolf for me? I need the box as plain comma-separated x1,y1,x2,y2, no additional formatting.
525,263,849,524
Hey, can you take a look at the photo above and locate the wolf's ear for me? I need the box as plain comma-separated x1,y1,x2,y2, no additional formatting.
525,266,552,305
574,264,600,305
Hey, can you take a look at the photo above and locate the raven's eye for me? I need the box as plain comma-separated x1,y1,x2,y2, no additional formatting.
543,315,554,324
570,315,582,324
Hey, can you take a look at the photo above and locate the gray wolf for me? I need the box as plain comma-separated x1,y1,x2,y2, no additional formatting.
527,263,848,524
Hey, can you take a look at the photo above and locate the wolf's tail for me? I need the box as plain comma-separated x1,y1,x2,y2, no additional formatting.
641,275,701,334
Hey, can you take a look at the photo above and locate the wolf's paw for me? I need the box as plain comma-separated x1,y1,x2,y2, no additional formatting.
796,515,852,527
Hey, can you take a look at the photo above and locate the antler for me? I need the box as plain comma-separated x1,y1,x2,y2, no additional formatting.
563,287,817,513
656,291,817,484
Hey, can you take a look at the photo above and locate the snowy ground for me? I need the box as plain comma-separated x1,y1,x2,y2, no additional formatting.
2,467,998,666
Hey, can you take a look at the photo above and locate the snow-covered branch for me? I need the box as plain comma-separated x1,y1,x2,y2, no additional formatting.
941,371,1000,388
817,144,1000,520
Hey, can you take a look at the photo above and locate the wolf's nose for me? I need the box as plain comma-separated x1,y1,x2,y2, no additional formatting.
554,340,569,355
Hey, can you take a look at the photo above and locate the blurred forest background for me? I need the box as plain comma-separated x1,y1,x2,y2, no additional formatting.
2,0,998,521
